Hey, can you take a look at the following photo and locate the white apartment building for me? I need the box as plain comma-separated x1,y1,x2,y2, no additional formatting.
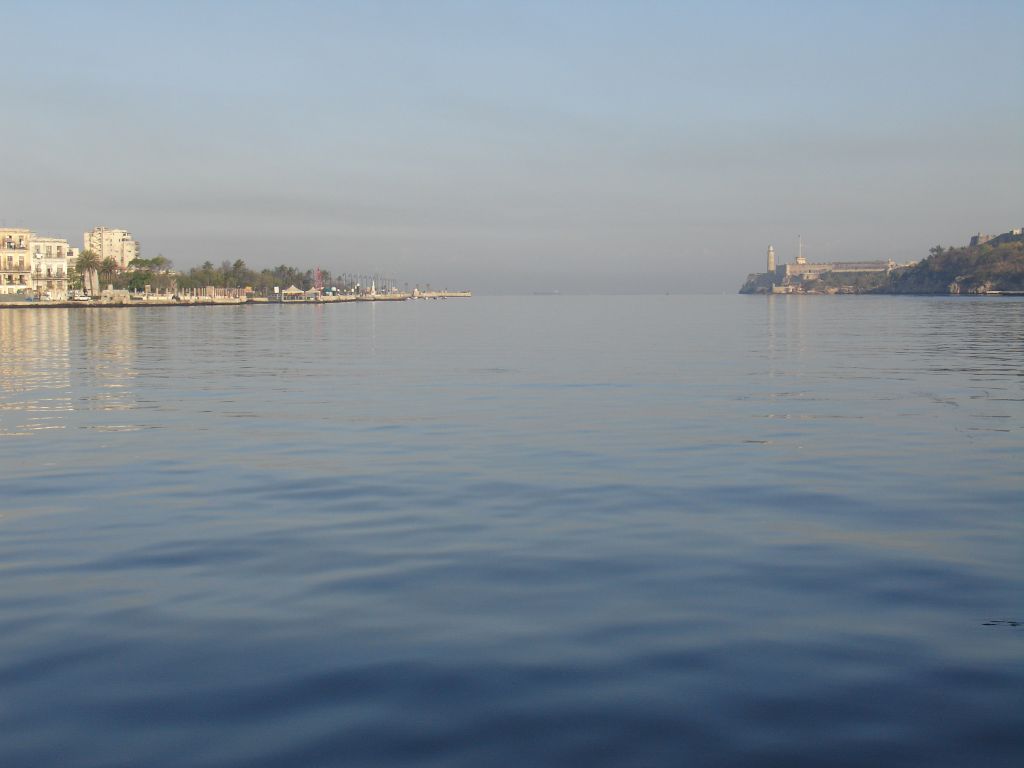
31,236,78,300
83,226,139,270
1,227,32,295
1,229,83,298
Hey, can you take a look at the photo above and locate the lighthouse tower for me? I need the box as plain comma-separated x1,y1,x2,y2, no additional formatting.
767,245,775,274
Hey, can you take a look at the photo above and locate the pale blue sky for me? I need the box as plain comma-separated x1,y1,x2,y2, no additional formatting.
3,0,1022,292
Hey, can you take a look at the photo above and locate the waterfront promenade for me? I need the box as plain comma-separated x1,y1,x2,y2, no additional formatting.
0,291,471,309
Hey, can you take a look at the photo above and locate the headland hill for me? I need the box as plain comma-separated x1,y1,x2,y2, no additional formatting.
740,227,1024,296
1,225,468,308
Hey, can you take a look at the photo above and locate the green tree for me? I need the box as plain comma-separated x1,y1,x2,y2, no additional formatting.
230,259,249,287
75,250,101,294
67,263,82,291
99,257,120,289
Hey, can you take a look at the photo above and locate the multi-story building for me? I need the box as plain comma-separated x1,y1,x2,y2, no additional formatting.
1,229,84,298
31,236,78,300
1,228,32,295
83,226,139,270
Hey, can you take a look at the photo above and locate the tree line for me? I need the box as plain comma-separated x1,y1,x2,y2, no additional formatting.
72,253,349,295
886,239,1024,294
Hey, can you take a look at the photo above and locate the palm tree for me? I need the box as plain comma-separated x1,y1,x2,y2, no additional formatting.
99,257,119,290
75,250,101,295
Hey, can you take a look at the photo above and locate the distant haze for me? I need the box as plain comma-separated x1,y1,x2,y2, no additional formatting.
3,0,1022,293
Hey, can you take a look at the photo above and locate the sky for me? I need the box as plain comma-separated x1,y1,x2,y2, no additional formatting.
2,0,1022,293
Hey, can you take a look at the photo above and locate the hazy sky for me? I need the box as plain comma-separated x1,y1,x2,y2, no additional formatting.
3,0,1022,293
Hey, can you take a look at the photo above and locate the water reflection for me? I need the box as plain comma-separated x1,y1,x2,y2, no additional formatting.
0,309,72,435
0,309,144,437
72,309,138,415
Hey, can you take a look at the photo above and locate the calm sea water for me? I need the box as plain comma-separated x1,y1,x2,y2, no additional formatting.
1,295,1021,767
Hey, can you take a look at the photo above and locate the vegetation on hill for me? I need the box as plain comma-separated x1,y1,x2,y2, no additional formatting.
885,238,1024,294
739,232,1024,295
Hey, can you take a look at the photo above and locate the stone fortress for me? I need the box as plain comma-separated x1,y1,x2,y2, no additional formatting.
969,227,1023,247
741,237,911,294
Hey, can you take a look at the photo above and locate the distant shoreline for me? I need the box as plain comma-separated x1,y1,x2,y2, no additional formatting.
741,290,1024,298
740,229,1023,295
0,292,471,310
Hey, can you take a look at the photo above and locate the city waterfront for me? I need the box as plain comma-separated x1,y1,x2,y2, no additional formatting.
1,295,1022,767
0,290,470,309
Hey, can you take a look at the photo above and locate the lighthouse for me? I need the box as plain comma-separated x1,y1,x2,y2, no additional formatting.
767,245,775,274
